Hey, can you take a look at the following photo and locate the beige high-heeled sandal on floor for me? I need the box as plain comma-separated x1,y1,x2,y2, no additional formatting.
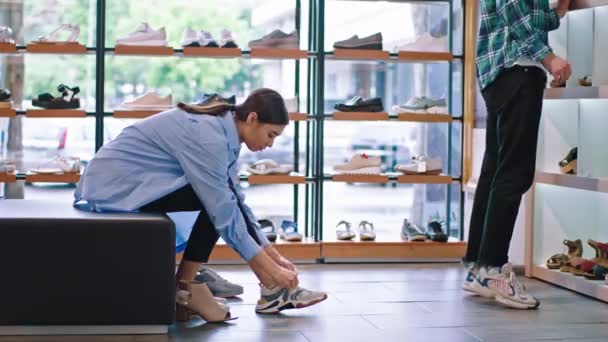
176,280,237,323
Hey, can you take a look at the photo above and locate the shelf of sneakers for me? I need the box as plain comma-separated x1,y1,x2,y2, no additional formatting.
0,172,17,183
330,112,454,122
544,86,608,100
322,237,466,261
535,171,608,194
531,264,608,302
2,172,81,183
329,49,455,62
240,173,308,185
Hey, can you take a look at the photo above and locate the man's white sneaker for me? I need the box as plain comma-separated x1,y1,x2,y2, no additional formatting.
255,285,327,314
477,263,540,309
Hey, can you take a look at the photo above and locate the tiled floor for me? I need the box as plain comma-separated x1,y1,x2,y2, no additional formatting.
2,263,608,342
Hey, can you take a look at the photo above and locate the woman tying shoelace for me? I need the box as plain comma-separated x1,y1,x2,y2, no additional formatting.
73,88,327,322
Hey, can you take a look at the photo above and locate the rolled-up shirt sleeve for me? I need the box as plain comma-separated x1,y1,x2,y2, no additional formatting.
175,140,262,261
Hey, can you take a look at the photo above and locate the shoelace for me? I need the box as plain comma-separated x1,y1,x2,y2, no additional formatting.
509,272,526,294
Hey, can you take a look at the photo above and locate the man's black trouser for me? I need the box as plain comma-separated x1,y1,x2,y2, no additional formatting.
465,65,547,267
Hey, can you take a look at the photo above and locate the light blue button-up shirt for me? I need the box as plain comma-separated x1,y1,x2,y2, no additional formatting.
74,108,270,261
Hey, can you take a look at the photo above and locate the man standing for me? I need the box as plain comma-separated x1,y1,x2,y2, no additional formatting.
463,0,572,309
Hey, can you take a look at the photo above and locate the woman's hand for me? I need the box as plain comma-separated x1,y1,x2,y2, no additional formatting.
248,249,299,289
264,245,298,273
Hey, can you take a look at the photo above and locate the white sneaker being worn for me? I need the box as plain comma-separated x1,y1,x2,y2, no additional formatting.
462,262,492,297
116,23,167,46
477,263,540,309
334,153,382,174
255,285,328,314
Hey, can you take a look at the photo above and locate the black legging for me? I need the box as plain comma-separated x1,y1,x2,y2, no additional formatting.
140,184,262,263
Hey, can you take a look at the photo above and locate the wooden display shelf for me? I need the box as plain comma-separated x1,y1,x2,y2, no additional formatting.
397,113,452,123
333,49,390,60
332,174,389,183
25,172,80,183
183,47,241,57
322,239,467,260
570,0,608,10
0,172,17,183
544,86,608,100
532,265,608,303
249,48,308,59
535,171,608,194
114,45,174,56
113,109,166,118
0,42,17,53
247,174,306,185
25,109,86,118
0,108,16,117
396,174,453,184
26,42,87,54
332,112,389,121
397,51,454,62
207,238,321,262
289,112,308,121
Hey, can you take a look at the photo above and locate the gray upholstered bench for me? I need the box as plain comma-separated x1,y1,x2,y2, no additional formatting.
0,200,175,335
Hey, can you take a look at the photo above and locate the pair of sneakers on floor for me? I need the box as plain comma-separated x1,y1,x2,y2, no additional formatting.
196,265,327,315
463,262,540,310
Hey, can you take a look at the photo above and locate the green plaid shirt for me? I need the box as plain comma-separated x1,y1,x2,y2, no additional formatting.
476,0,561,89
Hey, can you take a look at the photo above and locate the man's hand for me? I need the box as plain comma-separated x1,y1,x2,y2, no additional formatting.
543,53,572,83
556,0,571,18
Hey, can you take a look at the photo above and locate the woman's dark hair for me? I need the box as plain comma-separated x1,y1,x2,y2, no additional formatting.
177,88,289,125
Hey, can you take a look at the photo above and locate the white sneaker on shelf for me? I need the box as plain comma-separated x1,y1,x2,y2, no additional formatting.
36,24,80,43
392,96,447,114
0,26,15,44
476,263,540,309
333,153,382,174
116,23,167,46
181,28,199,47
219,29,238,48
198,31,218,47
246,159,293,175
120,91,172,110
394,33,448,53
395,155,442,175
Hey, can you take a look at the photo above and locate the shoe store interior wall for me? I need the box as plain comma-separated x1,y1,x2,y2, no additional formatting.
2,0,608,339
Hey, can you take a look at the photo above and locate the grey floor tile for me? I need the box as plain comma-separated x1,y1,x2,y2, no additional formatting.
302,327,480,342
